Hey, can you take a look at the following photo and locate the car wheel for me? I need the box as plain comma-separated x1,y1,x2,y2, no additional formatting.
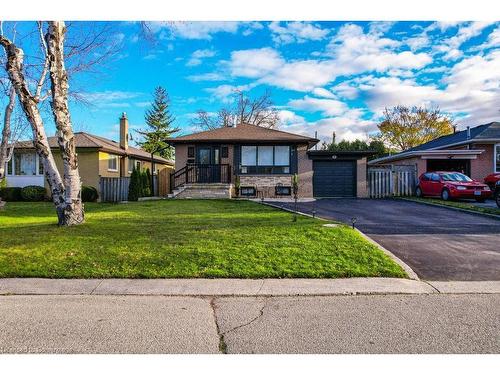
441,189,450,201
495,191,500,208
415,186,423,197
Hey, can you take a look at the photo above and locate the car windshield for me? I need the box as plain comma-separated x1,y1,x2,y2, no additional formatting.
440,172,472,182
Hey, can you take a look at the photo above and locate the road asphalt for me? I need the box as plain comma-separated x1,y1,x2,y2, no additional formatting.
0,294,498,354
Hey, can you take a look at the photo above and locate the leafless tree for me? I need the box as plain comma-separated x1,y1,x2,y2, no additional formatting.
0,21,120,224
193,90,280,130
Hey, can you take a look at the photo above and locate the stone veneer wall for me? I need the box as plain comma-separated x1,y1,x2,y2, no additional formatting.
239,175,293,198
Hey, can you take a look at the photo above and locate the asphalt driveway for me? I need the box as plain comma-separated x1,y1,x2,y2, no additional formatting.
269,199,500,281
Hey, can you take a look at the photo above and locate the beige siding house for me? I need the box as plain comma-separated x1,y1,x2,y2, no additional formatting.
5,113,174,196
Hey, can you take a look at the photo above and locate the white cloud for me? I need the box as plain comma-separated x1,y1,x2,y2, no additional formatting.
226,24,432,93
205,83,257,103
357,50,500,126
186,72,225,82
312,87,336,98
186,49,216,67
435,21,495,60
84,91,143,108
288,96,347,116
153,21,240,40
269,22,329,44
475,26,500,50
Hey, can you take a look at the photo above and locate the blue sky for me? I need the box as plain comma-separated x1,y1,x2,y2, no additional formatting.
4,21,500,144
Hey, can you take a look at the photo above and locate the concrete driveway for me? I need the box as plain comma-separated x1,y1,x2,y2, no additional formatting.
269,199,500,281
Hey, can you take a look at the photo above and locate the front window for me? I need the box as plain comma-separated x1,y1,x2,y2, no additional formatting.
441,172,472,182
108,154,118,172
240,145,290,174
496,144,500,172
14,152,37,175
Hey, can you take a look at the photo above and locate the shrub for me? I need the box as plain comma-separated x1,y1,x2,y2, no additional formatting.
82,186,98,202
128,168,140,201
21,185,46,201
0,187,23,201
142,169,151,197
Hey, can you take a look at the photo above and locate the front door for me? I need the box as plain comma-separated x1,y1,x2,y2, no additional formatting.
197,146,221,183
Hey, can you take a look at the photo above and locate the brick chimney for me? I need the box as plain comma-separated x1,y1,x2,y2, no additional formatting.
120,112,128,150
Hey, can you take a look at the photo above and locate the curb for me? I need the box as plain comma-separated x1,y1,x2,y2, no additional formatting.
0,278,499,296
399,198,500,221
261,201,420,281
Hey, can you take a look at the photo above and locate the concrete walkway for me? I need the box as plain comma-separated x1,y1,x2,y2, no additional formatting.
1,278,500,296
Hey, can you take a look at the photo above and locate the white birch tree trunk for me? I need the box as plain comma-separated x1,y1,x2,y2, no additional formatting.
45,21,84,225
0,35,67,223
0,86,15,181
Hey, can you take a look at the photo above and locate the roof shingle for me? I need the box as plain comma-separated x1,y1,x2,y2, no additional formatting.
14,132,173,165
167,123,319,147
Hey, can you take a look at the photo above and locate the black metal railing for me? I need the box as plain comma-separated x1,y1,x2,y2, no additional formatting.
171,164,231,190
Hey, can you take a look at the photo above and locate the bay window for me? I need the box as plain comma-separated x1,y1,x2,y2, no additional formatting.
240,145,291,174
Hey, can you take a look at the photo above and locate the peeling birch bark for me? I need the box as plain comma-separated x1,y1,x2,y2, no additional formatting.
46,21,84,225
0,86,15,181
0,34,66,222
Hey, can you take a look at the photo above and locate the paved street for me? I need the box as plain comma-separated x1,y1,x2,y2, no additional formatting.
268,199,500,281
0,294,498,354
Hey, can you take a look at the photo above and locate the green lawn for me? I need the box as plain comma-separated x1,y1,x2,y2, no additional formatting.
0,200,406,279
402,197,500,217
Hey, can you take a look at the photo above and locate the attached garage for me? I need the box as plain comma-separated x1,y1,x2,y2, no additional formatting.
313,160,356,197
308,151,373,198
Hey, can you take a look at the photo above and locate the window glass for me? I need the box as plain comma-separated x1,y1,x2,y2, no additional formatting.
187,146,195,158
441,172,472,182
258,146,274,165
274,146,290,166
38,155,44,175
241,146,257,166
108,155,118,171
431,173,440,182
14,152,36,175
128,158,135,173
7,158,12,175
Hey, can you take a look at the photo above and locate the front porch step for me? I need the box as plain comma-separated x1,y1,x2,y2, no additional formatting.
171,183,233,199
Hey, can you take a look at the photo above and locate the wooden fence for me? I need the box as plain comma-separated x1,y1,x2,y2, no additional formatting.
368,166,417,198
99,177,130,202
99,171,172,202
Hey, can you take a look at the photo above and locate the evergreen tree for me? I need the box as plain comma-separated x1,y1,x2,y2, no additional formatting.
128,168,140,201
141,170,151,197
136,87,179,160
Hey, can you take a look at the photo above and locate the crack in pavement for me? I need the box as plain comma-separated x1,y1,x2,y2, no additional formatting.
209,297,227,354
210,297,268,354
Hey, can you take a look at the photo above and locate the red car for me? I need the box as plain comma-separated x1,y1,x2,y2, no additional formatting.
416,171,492,202
484,173,500,190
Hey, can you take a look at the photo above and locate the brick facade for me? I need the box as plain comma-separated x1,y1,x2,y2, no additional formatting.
470,144,495,180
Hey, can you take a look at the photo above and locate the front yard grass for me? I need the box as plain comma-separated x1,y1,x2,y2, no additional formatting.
402,196,500,217
0,200,406,278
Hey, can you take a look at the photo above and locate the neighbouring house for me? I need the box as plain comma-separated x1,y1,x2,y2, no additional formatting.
4,113,174,197
167,123,372,199
368,122,500,181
